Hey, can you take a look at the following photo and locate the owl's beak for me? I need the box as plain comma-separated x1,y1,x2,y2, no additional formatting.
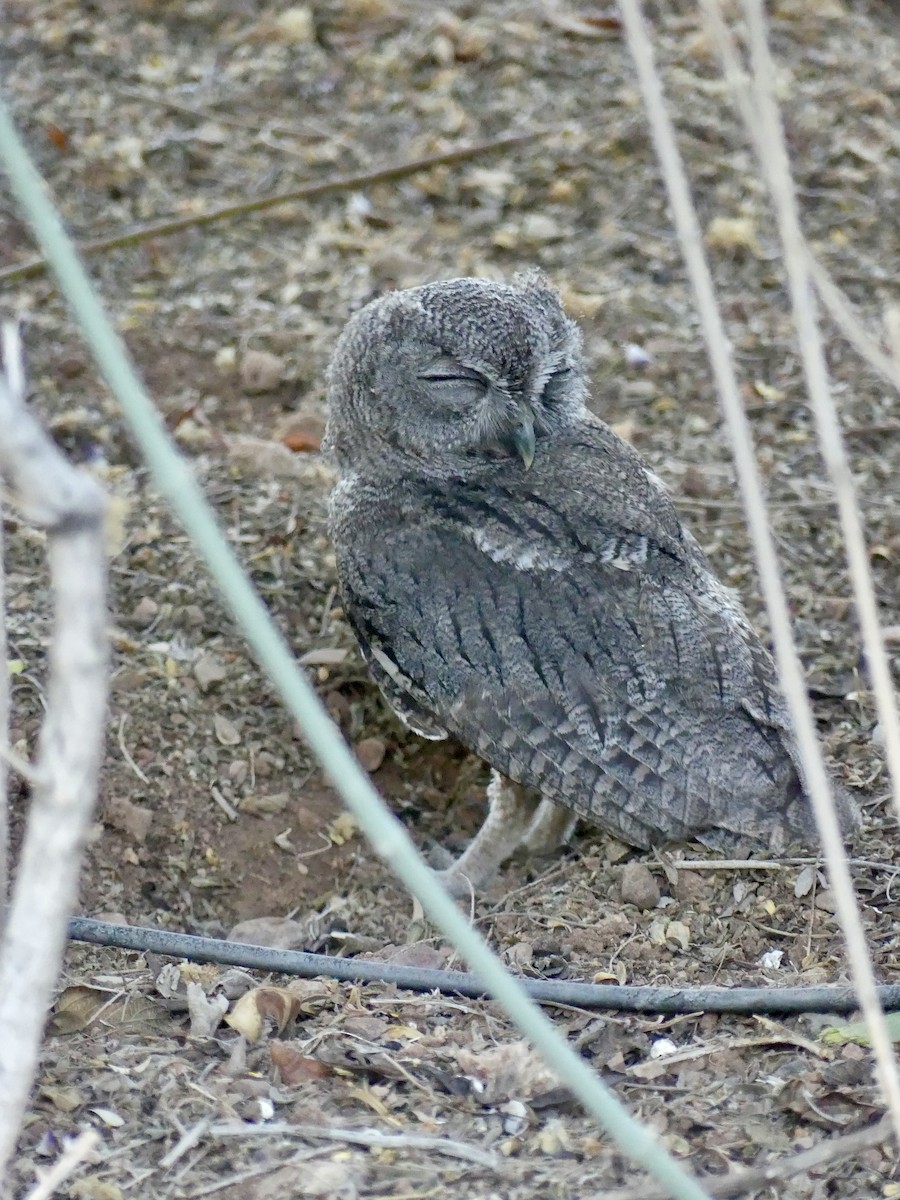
513,407,536,470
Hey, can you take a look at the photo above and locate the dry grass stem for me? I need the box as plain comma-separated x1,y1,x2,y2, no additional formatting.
698,0,900,399
743,0,900,1116
806,258,900,394
618,0,900,1140
598,1116,892,1200
700,0,900,829
0,391,8,922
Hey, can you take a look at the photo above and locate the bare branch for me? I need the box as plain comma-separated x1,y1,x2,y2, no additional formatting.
597,1116,892,1200
0,131,543,286
0,325,109,1180
205,1121,502,1170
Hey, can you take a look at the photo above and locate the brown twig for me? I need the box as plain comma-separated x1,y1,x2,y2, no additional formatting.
0,131,543,286
597,1117,892,1200
206,1120,502,1170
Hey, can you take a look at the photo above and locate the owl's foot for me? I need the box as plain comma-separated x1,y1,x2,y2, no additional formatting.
431,771,541,897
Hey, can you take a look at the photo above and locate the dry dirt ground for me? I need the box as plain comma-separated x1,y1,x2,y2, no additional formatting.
2,1,900,1197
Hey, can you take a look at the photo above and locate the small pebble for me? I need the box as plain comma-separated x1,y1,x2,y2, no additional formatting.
240,348,285,394
620,862,661,910
193,652,228,692
355,736,386,773
127,596,159,628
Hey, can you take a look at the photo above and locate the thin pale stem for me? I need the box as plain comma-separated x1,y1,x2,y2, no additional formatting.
618,0,900,1141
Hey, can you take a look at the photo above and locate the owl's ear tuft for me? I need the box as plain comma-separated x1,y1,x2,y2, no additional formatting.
512,268,560,304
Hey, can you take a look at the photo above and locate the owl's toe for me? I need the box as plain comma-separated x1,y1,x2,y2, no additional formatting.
433,864,479,900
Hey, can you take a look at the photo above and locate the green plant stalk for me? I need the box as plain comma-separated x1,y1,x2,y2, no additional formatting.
0,95,712,1200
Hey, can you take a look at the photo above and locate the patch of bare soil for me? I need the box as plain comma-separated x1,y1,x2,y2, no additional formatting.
2,0,899,1196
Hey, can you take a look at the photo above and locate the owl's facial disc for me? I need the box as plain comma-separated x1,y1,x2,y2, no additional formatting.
415,355,539,469
324,276,590,476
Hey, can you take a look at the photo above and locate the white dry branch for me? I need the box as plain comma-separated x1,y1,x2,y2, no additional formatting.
697,0,900,815
701,0,900,1121
740,0,900,827
618,0,900,1140
0,325,109,1181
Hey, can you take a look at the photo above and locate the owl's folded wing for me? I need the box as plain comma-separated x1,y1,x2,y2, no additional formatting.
339,517,818,850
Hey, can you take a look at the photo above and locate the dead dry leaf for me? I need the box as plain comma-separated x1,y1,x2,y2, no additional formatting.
187,980,229,1038
51,986,167,1037
270,1042,333,1084
213,712,241,745
327,812,359,845
225,986,304,1041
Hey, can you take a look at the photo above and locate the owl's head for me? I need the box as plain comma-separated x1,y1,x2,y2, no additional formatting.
324,272,588,476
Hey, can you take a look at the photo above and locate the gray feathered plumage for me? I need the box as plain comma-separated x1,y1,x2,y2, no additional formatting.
324,273,858,892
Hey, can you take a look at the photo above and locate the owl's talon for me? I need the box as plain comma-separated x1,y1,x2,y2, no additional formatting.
426,843,456,871
433,866,477,900
521,799,578,856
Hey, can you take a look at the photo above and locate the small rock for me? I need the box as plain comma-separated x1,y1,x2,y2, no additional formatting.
650,1037,678,1059
682,464,715,499
228,917,310,949
240,791,290,817
213,713,241,746
620,862,660,910
355,736,386,773
672,869,704,904
624,342,653,368
276,410,326,453
240,348,285,394
127,596,159,628
272,5,315,42
386,942,450,970
182,604,205,628
103,796,153,843
505,941,534,971
193,652,228,692
299,647,349,667
705,215,759,254
57,354,86,379
93,912,129,926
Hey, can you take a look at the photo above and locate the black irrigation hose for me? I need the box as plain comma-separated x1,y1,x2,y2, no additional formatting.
69,918,899,1015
